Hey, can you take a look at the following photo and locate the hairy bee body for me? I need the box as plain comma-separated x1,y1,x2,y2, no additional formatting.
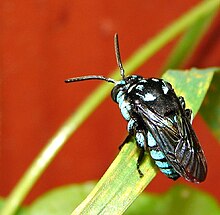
112,75,207,182
65,34,207,183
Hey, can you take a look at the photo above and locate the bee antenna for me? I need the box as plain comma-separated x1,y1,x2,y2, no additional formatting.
65,34,125,84
64,75,116,84
114,33,125,80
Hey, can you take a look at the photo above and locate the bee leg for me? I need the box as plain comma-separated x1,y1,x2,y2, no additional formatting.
121,117,147,177
126,117,147,177
119,130,145,178
179,96,186,109
179,96,193,123
135,129,148,178
185,109,193,124
119,118,137,150
137,148,145,178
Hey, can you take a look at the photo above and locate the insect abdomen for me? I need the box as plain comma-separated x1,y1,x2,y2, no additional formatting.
147,132,180,180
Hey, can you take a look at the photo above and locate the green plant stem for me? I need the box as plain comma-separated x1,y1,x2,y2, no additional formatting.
1,0,219,215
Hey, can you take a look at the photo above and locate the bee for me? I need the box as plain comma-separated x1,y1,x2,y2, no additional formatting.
65,34,207,183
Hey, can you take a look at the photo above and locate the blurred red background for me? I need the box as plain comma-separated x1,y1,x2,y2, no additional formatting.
1,0,220,204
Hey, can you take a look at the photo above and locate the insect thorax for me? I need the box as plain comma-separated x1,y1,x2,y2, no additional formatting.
111,76,181,120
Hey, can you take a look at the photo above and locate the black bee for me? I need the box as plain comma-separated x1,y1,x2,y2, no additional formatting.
65,34,207,183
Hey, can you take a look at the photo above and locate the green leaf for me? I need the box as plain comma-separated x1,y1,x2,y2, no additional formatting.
200,70,220,141
125,185,220,215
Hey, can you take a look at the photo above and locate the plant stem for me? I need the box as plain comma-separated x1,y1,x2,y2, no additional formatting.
1,0,219,214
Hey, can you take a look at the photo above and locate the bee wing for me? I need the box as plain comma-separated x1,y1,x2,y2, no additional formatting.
137,104,207,183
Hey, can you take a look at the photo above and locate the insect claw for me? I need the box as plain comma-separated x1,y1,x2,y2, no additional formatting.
137,164,144,178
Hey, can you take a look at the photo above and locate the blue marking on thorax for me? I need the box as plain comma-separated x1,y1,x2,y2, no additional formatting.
136,85,144,91
143,93,156,101
136,92,156,102
161,80,169,94
117,80,126,85
140,79,147,83
162,85,169,94
152,78,159,82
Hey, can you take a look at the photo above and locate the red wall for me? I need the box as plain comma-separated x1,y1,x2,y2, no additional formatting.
1,0,220,203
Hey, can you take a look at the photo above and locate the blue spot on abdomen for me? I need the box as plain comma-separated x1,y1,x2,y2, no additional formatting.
147,134,179,180
155,160,170,169
150,150,165,160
